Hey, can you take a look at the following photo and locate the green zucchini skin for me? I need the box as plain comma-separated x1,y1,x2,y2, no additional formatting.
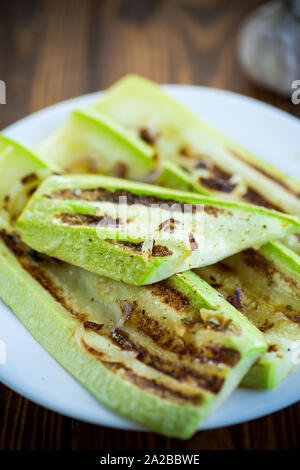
16,174,300,285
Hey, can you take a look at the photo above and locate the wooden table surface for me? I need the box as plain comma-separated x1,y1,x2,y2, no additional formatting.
0,0,299,450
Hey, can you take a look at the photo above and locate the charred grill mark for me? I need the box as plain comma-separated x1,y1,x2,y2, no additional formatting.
202,345,241,367
211,166,232,181
181,317,203,326
204,205,233,217
111,327,137,351
195,161,208,169
58,213,123,227
242,250,300,293
149,243,173,258
181,315,240,336
179,146,237,194
46,188,202,213
28,249,44,263
283,305,300,324
157,218,180,233
243,187,280,210
79,341,105,358
0,230,24,256
200,177,236,193
105,239,173,257
188,232,198,251
149,281,190,311
259,320,274,333
179,145,192,157
199,166,236,193
21,172,38,185
227,148,300,199
111,162,128,179
3,194,10,211
27,186,38,198
152,152,159,163
226,288,244,312
83,321,104,332
110,327,141,353
130,309,186,352
139,127,158,145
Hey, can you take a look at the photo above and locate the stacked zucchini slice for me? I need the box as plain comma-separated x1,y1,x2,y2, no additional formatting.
0,75,300,438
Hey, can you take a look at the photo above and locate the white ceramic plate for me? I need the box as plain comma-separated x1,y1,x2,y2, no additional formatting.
1,86,300,432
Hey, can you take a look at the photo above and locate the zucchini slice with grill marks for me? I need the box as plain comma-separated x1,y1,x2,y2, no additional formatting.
16,174,300,285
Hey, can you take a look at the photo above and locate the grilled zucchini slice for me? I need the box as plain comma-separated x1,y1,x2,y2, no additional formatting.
16,174,300,285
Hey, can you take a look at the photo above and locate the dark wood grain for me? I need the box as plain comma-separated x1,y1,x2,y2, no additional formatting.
0,0,299,451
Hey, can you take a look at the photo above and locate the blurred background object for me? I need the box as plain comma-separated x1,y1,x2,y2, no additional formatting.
0,0,299,452
0,0,299,131
238,0,300,96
